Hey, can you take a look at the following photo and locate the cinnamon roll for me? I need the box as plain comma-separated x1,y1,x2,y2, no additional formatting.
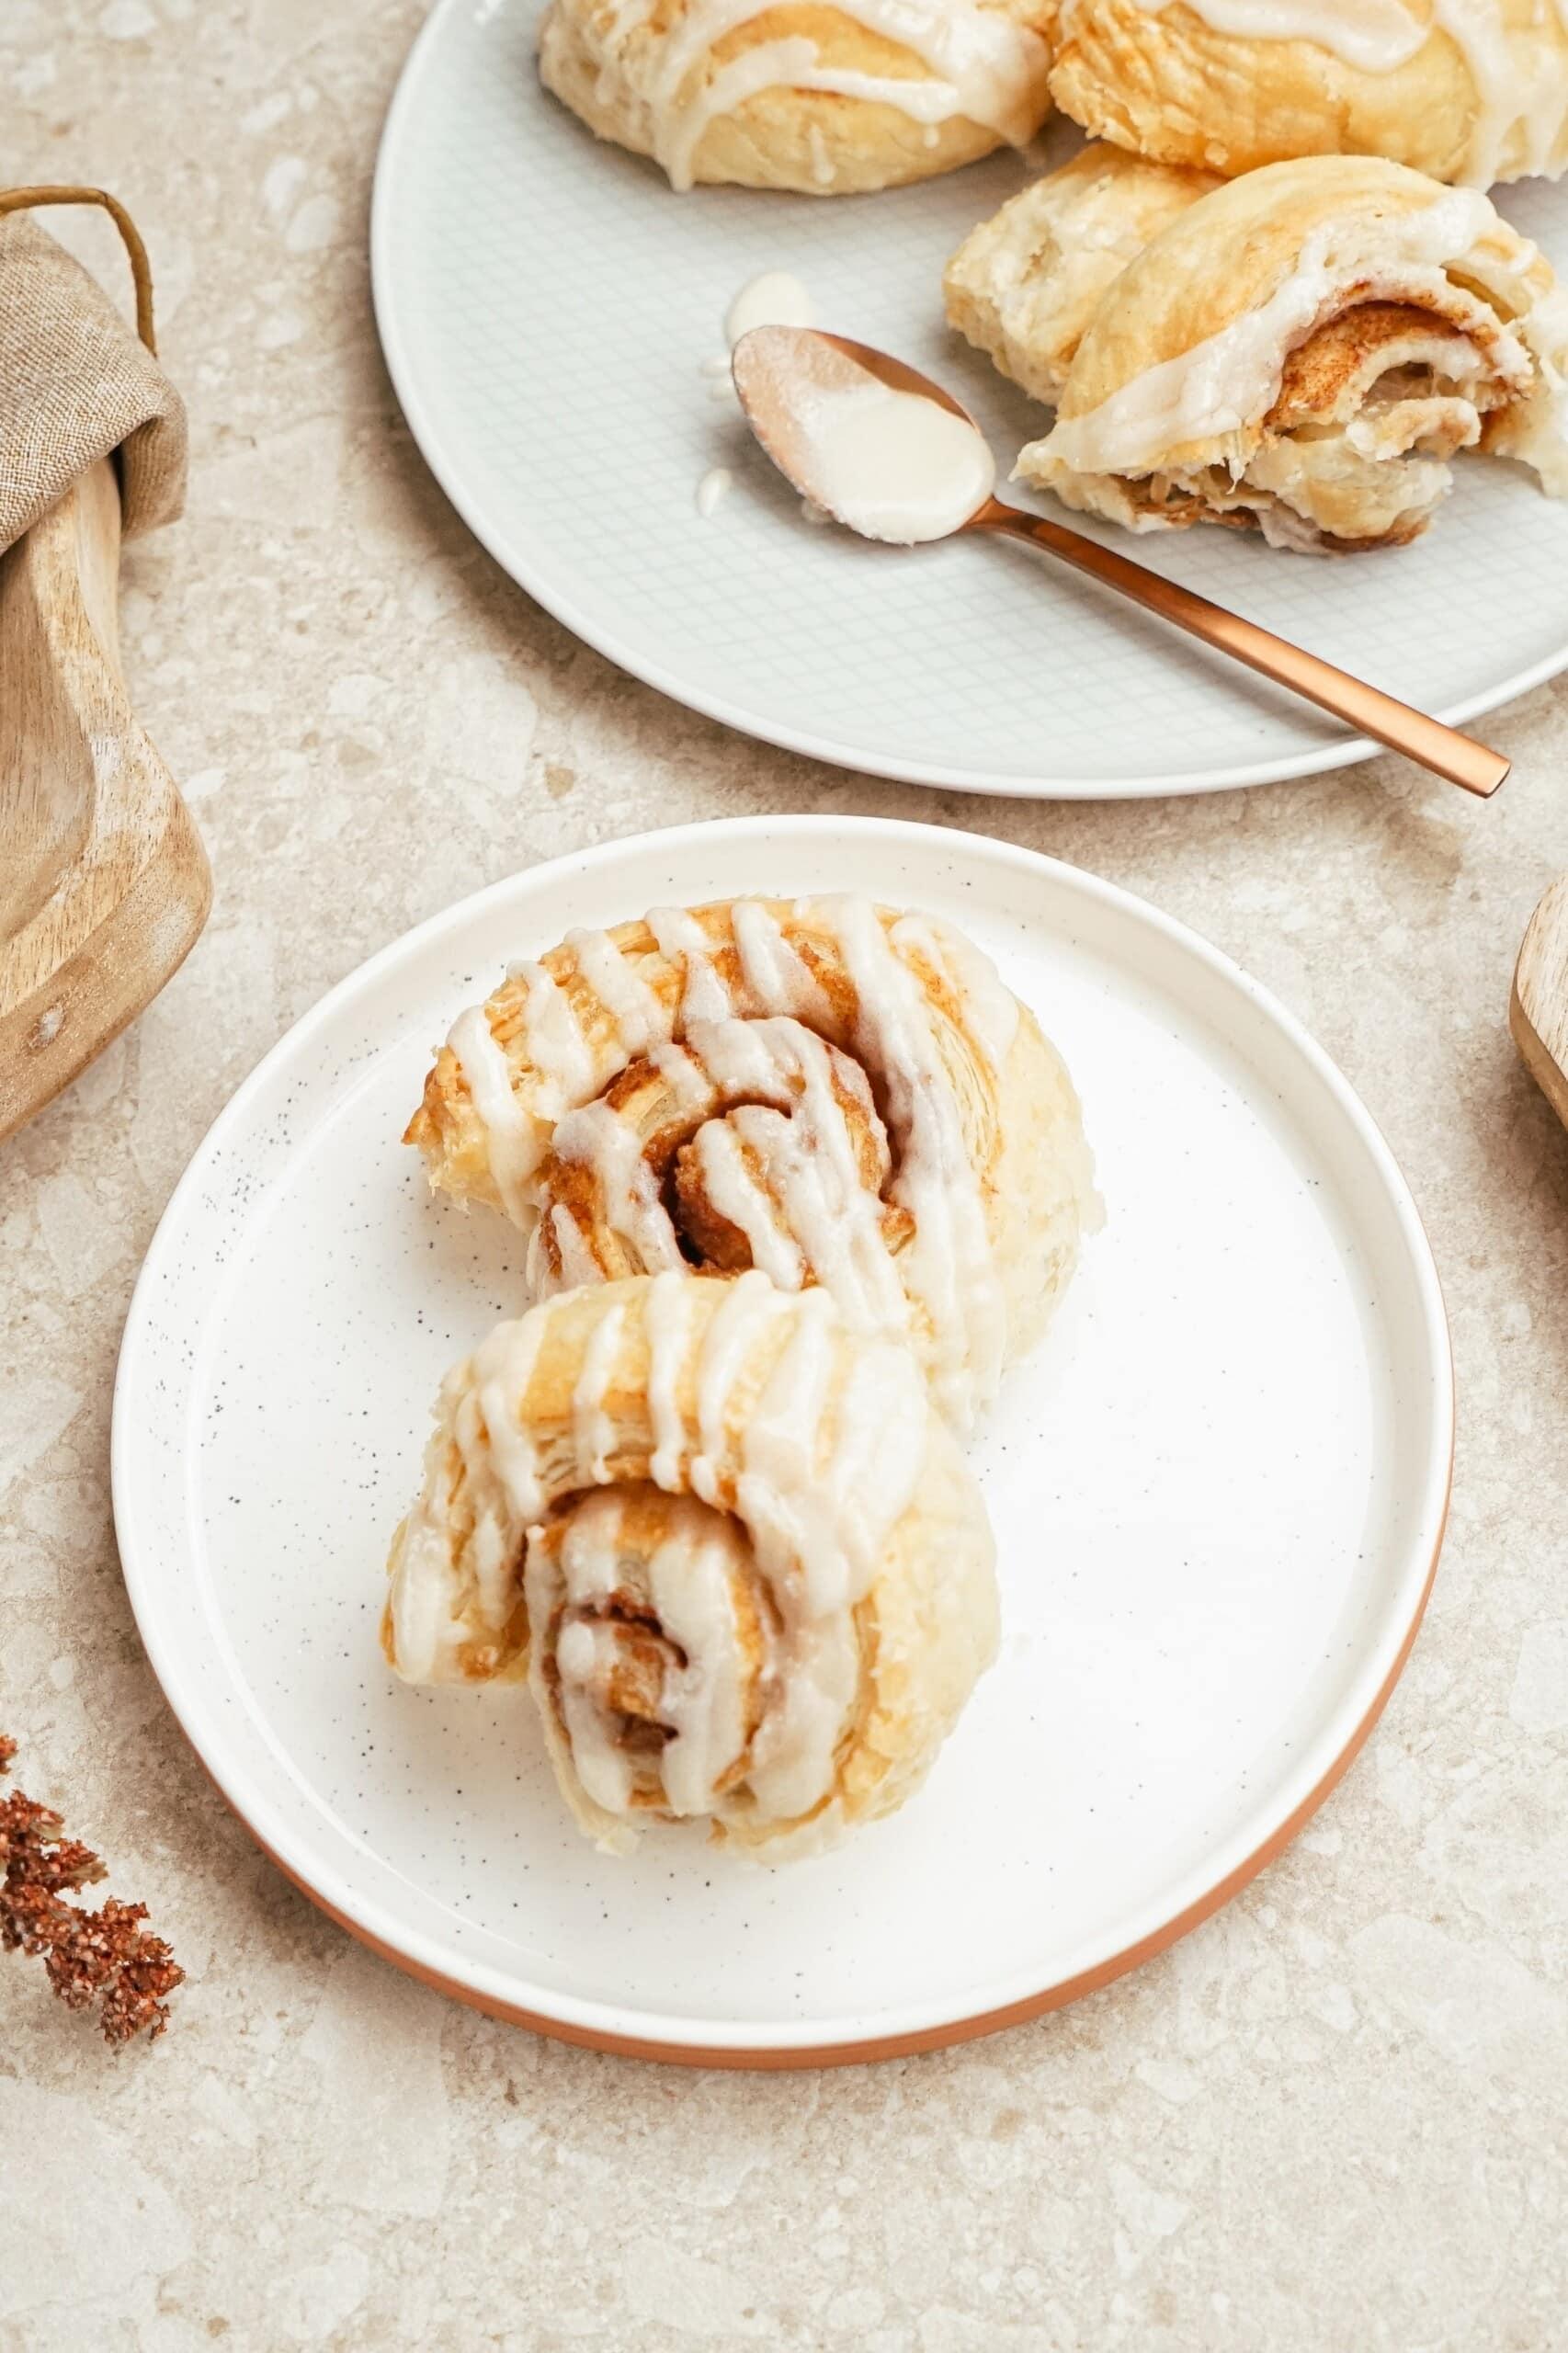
1012,155,1568,551
1049,0,1568,190
405,894,1099,1430
383,1274,999,1854
537,0,1057,196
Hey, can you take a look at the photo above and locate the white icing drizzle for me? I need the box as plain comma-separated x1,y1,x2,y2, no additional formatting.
741,1283,838,1498
643,1267,696,1490
1119,0,1568,186
387,1472,475,1686
649,1036,713,1108
892,912,1019,1069
555,1612,637,1815
645,1510,751,1815
446,1006,537,1223
548,1279,923,1825
545,1489,756,1820
709,1052,908,1336
819,895,1006,1426
386,1324,548,1683
571,1299,627,1482
562,925,664,1053
734,1313,926,1813
547,1199,605,1289
1036,188,1506,479
470,1311,551,1527
540,1097,686,1281
689,1267,791,1505
469,1506,514,1633
688,1120,809,1291
1123,0,1424,74
511,958,596,1108
730,897,835,1027
550,0,1051,192
647,904,733,1023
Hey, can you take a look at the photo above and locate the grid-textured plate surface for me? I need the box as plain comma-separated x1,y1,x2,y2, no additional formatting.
371,0,1568,799
112,818,1451,2059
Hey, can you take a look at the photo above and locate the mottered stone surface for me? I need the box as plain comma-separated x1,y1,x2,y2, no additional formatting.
2,4,1568,2347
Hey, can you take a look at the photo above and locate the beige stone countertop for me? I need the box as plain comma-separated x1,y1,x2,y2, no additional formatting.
5,5,1568,2347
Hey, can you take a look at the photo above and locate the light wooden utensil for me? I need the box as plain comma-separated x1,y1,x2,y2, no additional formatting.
0,453,210,1142
1512,875,1568,1131
732,327,1512,801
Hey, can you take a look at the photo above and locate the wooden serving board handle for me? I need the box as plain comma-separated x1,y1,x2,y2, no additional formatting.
0,455,210,1143
1511,873,1568,1132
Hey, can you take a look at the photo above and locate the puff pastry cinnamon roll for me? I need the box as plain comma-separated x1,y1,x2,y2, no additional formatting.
945,142,1218,406
1050,0,1568,190
1014,156,1568,551
383,1275,999,1854
406,894,1097,1430
538,0,1057,195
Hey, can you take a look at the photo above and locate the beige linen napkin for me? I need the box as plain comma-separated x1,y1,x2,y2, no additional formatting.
0,185,186,555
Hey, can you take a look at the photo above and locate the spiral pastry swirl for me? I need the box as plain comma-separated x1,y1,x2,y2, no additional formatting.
405,893,1097,1429
383,1273,999,1853
1000,157,1568,551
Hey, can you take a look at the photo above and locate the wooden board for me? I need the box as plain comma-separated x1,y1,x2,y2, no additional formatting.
1512,873,1568,1133
0,456,210,1142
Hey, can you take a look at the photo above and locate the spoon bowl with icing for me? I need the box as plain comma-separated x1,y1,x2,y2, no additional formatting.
731,325,1510,798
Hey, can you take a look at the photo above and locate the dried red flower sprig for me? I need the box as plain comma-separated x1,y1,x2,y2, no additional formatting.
0,1733,183,2043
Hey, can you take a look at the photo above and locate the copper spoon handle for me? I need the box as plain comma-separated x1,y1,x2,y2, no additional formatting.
974,499,1509,799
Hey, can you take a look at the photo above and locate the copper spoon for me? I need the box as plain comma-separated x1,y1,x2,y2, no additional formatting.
732,326,1509,800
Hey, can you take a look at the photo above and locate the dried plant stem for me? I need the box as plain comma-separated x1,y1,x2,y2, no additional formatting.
0,1733,183,2044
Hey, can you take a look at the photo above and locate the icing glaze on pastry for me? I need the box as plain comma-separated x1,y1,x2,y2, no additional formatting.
945,143,1221,408
1040,184,1502,473
406,895,1098,1429
1052,0,1568,188
1131,0,1427,75
539,0,1056,195
1008,156,1568,551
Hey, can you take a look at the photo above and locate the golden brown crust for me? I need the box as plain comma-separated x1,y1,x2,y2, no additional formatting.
1048,0,1568,187
539,0,1056,195
1009,155,1568,552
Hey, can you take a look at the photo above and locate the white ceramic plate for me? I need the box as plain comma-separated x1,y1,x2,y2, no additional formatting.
371,0,1568,800
113,818,1451,2063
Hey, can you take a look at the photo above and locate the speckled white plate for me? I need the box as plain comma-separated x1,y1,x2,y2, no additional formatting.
370,0,1568,799
112,817,1451,2063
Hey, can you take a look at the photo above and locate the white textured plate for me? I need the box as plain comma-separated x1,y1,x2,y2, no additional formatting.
371,0,1568,799
113,818,1451,2063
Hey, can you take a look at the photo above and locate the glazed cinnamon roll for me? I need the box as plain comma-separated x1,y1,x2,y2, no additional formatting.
1012,156,1568,551
383,1275,999,1854
538,0,1057,196
405,894,1099,1430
